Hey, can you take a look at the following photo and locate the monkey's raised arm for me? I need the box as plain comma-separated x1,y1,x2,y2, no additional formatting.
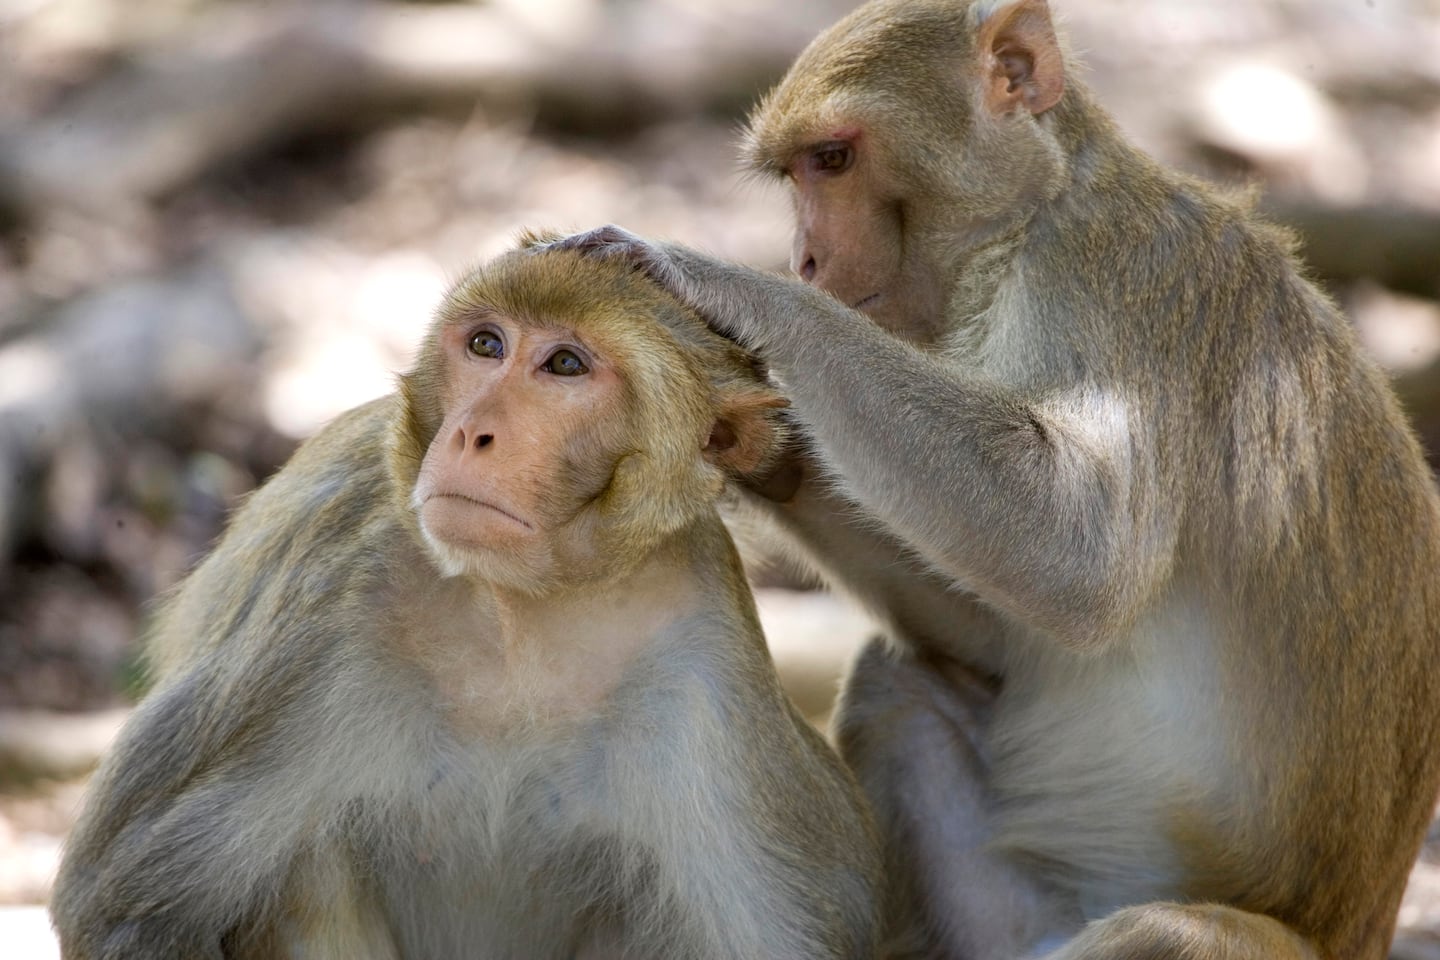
547,227,1165,652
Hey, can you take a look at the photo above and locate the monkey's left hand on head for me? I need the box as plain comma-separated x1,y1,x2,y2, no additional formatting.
542,224,820,355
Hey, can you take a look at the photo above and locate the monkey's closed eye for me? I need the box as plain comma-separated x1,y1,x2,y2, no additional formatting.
468,330,505,359
543,349,589,377
811,144,854,174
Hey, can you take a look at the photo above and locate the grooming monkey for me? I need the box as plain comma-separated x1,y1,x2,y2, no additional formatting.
548,0,1440,957
49,243,882,960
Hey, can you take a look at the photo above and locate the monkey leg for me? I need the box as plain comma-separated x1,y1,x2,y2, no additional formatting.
1043,902,1320,959
834,637,1068,960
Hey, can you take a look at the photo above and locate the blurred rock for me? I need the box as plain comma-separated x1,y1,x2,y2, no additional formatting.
0,263,289,708
1350,283,1440,374
1191,61,1367,202
0,709,128,785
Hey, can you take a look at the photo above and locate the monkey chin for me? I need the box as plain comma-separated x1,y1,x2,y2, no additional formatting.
415,506,559,595
418,528,561,596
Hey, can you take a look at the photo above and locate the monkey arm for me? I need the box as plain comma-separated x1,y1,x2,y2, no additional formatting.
51,665,339,958
731,458,1015,669
549,227,1169,652
774,331,1166,653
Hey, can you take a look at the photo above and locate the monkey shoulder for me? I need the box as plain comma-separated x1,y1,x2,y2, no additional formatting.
617,612,873,826
147,396,417,676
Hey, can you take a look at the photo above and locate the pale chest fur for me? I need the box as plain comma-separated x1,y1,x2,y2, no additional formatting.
300,655,681,959
986,593,1236,916
384,563,699,736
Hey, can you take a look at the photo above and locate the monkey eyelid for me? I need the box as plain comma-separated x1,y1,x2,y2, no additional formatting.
755,158,793,181
539,345,594,377
465,324,507,360
807,140,855,175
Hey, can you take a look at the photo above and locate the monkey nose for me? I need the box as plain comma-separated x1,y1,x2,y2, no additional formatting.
798,256,817,283
451,425,497,454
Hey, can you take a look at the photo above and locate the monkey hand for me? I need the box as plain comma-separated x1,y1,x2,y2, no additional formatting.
538,225,824,355
742,440,808,503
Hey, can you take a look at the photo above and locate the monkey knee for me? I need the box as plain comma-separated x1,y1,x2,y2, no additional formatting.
834,636,933,749
836,637,993,757
837,635,905,707
1054,903,1317,960
838,635,964,708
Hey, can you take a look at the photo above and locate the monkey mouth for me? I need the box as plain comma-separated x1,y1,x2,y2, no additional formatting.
851,292,882,311
427,492,534,531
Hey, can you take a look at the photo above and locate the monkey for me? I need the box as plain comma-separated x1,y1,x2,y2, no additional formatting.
542,1,1440,957
48,240,883,960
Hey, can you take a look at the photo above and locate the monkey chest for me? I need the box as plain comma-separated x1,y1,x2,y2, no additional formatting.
365,742,663,958
988,633,1235,908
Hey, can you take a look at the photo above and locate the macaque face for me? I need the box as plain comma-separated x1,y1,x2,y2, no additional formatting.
398,248,784,593
745,1,1066,345
412,311,631,588
745,67,958,344
779,127,946,341
787,129,898,308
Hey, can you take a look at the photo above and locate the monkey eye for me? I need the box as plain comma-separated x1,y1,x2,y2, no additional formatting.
810,143,854,174
467,329,505,359
543,348,589,377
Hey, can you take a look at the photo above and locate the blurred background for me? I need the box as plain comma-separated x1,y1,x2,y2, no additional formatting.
1,0,1439,955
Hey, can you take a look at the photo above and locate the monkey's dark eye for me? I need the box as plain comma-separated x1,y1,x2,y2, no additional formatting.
468,330,505,359
544,349,589,377
811,144,853,174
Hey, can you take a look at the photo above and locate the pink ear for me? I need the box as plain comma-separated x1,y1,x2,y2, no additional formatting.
977,0,1065,116
705,390,789,477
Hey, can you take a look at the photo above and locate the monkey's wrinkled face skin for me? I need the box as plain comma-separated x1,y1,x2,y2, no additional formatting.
752,126,949,344
786,136,896,316
412,312,626,589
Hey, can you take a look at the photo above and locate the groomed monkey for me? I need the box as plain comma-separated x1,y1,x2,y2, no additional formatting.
49,242,881,960
546,1,1440,957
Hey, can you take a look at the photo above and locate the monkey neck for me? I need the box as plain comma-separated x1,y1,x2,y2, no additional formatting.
415,516,747,737
940,224,1027,339
939,85,1131,340
487,521,719,662
945,84,1172,345
1038,85,1170,242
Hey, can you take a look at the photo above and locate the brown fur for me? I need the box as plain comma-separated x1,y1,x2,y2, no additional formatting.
544,1,1440,956
50,246,880,959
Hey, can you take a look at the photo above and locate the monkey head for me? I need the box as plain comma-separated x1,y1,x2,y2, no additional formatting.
391,241,787,594
741,0,1068,341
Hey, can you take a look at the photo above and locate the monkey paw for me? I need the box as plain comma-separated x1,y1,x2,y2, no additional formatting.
538,223,800,355
535,225,769,348
538,224,681,290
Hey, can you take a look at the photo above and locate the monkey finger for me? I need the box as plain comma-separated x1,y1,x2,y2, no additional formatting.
539,228,771,353
541,225,660,274
544,223,643,255
537,226,695,302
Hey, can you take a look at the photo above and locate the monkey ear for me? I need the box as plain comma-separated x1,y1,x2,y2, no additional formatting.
977,0,1065,117
705,389,789,477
